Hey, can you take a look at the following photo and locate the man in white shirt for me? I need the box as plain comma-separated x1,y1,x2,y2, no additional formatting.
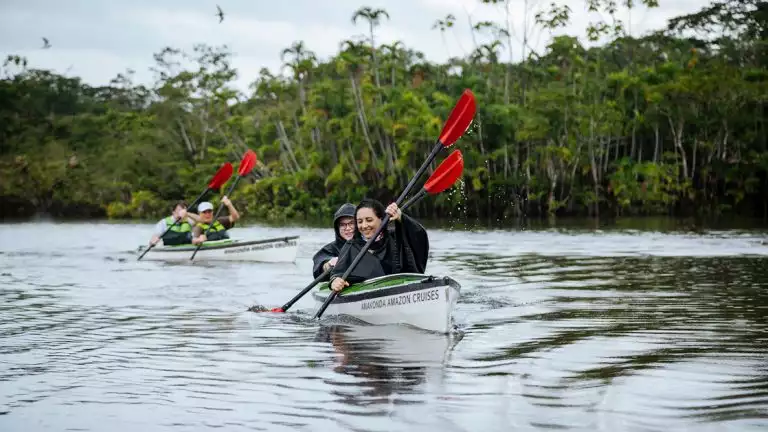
149,201,200,246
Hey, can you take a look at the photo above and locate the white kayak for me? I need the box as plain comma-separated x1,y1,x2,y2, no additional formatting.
137,236,300,263
312,273,461,333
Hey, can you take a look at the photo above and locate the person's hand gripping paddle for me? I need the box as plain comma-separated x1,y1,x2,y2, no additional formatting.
189,150,257,261
137,162,233,261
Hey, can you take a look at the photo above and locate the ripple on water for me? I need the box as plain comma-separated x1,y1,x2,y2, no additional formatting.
1,223,767,431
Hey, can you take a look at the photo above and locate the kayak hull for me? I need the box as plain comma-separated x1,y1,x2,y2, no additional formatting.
312,273,461,333
137,236,299,263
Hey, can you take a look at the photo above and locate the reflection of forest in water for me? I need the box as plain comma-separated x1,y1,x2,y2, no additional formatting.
447,253,768,326
440,252,768,422
316,324,461,404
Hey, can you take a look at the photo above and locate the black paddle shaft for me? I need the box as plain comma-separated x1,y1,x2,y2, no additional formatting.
401,188,427,210
336,142,442,282
274,193,423,314
189,176,242,261
278,242,352,312
312,141,445,319
137,187,209,261
400,143,442,207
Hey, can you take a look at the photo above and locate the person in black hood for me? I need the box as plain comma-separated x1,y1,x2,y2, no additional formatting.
311,203,357,279
329,198,429,292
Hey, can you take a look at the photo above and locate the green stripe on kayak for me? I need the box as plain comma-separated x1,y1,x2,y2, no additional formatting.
317,274,427,294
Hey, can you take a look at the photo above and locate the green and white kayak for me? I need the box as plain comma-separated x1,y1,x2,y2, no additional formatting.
312,273,461,333
137,236,300,263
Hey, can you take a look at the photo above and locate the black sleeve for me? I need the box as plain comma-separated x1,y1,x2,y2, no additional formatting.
331,240,387,284
396,213,430,273
312,242,338,279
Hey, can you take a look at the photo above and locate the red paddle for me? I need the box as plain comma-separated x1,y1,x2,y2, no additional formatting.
313,90,476,320
262,149,465,314
189,150,257,261
137,162,233,261
402,149,464,209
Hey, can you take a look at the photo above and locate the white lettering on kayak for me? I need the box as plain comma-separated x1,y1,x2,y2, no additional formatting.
359,289,440,310
223,240,297,254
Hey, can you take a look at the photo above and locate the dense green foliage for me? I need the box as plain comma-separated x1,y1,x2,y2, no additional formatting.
1,0,767,222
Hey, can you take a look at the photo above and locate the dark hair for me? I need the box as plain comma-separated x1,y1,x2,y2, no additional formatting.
172,201,188,211
356,198,385,220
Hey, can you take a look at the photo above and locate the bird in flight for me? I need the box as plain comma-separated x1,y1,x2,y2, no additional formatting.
216,5,224,23
42,37,51,49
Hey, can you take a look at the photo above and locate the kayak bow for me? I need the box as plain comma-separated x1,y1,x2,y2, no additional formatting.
312,273,461,333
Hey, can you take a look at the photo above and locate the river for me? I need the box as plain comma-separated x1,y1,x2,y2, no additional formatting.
1,220,767,431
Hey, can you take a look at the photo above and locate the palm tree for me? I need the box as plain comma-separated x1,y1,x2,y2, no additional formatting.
352,6,390,89
280,41,317,116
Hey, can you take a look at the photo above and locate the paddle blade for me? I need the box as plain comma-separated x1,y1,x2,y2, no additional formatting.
208,162,234,189
438,89,477,147
238,150,257,176
424,150,464,195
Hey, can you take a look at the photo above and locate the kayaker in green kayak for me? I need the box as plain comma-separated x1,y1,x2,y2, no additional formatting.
312,203,356,280
329,198,429,292
191,196,240,244
150,201,200,246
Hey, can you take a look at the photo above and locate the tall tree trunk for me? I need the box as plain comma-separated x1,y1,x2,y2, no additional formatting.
276,120,301,173
349,74,380,169
292,113,310,168
631,89,638,160
721,119,729,161
588,117,600,218
503,0,512,105
344,140,362,180
176,118,197,163
692,138,698,182
329,139,339,166
525,142,531,215
369,23,382,90
668,116,688,179
521,0,528,104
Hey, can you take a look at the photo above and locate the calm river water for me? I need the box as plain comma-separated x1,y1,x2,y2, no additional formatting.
1,220,767,431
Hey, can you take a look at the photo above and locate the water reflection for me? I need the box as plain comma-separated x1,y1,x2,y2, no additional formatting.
444,253,768,429
2,222,768,431
317,324,461,405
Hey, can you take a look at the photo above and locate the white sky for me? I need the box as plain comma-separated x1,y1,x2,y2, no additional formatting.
0,0,711,92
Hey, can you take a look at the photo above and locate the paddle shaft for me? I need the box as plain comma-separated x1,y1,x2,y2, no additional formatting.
278,242,351,312
336,141,443,281
276,193,426,313
400,142,442,207
137,187,209,261
313,141,446,319
402,188,427,210
189,176,242,261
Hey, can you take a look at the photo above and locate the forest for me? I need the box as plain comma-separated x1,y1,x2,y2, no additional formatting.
1,0,767,224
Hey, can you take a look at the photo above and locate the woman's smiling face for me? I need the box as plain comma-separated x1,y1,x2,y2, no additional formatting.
337,216,355,241
356,207,381,239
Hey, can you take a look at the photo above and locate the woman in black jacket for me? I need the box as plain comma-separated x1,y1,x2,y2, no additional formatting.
329,198,429,292
311,203,356,280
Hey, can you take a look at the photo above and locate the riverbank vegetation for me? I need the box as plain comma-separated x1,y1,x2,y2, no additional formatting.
1,0,767,223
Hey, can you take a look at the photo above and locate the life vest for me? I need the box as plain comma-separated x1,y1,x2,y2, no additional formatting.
161,216,192,245
197,220,230,241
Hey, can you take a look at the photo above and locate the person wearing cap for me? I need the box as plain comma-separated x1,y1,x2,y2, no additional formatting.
311,203,356,280
191,196,240,244
150,201,200,246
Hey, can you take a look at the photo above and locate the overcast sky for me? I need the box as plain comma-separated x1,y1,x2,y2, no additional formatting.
1,0,710,92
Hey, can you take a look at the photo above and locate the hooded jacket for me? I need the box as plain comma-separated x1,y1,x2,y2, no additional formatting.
311,203,356,279
330,212,429,285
